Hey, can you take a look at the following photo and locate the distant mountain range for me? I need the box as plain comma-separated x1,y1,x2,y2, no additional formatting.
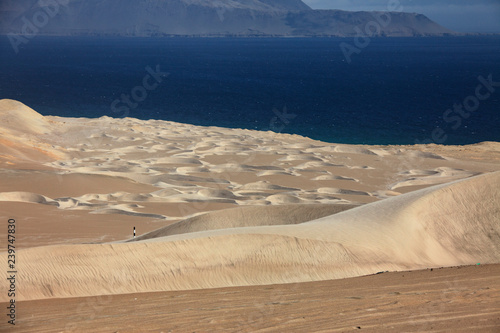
0,0,455,37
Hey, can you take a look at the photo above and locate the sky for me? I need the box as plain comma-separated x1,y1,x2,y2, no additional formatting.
302,0,500,33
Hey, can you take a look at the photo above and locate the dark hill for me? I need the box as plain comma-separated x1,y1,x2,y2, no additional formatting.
0,0,454,37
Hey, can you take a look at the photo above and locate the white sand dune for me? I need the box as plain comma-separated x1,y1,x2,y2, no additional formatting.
7,171,499,301
311,174,359,181
266,193,303,204
0,99,53,136
2,99,500,306
4,99,497,210
129,204,358,241
390,167,479,189
0,191,58,205
0,100,68,163
317,187,371,196
238,180,298,191
330,144,379,155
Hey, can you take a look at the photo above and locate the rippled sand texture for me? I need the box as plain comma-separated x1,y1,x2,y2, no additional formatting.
0,99,499,331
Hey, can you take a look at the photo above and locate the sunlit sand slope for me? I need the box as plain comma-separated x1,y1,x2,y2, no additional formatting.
7,172,499,301
130,203,359,240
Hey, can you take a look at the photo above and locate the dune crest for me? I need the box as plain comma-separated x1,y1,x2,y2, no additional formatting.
0,99,52,135
129,204,359,241
1,100,499,304
7,172,499,301
0,99,66,162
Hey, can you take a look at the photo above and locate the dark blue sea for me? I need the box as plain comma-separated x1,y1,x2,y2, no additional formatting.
1,36,499,145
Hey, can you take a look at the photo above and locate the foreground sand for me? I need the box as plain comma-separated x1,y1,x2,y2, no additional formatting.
4,264,500,332
1,99,499,330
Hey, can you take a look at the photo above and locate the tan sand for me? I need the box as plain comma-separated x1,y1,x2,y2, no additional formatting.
1,98,499,250
129,203,360,241
3,264,499,332
0,99,499,330
6,171,499,301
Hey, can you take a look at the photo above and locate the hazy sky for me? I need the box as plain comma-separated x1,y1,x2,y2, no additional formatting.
302,0,500,33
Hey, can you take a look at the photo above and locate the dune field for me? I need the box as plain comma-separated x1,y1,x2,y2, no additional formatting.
1,99,499,331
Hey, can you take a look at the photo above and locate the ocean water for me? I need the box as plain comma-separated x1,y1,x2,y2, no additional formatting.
0,36,499,145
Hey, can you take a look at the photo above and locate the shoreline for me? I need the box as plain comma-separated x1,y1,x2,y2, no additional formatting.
18,109,500,147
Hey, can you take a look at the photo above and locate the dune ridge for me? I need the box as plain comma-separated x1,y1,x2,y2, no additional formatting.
129,203,359,241
0,100,66,162
2,99,499,227
6,171,499,301
1,99,499,310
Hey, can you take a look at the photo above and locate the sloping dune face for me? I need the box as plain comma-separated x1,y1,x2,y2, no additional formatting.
131,203,359,240
8,172,499,301
291,171,500,267
0,99,66,163
0,99,52,136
